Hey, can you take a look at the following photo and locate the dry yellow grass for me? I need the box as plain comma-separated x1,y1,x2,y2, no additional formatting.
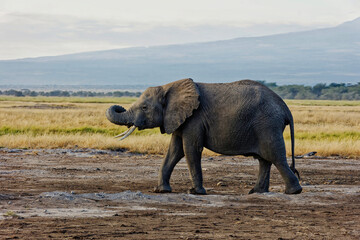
284,101,360,158
0,97,359,157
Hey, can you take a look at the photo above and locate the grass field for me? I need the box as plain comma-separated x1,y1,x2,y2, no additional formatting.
0,97,359,157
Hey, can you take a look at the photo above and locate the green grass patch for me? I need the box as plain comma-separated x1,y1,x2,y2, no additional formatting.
285,131,360,141
0,126,161,136
0,126,109,136
285,99,360,106
3,211,19,218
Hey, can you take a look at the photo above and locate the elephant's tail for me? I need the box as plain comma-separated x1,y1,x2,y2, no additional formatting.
289,118,300,180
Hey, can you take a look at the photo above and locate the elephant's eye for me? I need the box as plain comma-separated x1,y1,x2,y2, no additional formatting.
142,105,148,111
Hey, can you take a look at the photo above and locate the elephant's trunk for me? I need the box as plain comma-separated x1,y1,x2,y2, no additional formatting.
106,105,134,127
106,105,137,140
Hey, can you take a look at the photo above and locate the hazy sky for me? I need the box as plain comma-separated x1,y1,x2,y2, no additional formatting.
1,0,360,60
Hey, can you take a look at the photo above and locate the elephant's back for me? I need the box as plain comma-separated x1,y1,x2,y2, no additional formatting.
196,80,285,112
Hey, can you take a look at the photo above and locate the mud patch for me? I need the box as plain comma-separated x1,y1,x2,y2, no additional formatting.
0,194,15,201
1,150,359,239
40,190,228,207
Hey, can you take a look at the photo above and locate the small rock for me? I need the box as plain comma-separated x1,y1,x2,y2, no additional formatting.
301,181,311,186
217,181,227,187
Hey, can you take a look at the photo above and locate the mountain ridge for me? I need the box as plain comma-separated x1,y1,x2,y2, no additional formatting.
0,17,359,85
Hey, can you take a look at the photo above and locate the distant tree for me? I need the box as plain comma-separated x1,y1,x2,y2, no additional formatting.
113,91,124,97
4,89,24,97
312,83,326,96
49,90,61,96
21,89,31,96
62,91,70,97
329,83,345,88
29,91,38,97
15,91,24,97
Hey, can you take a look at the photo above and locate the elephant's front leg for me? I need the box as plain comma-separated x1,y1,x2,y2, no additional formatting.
154,133,184,193
183,138,206,195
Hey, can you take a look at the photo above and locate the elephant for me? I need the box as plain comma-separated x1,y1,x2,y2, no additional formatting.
106,78,302,195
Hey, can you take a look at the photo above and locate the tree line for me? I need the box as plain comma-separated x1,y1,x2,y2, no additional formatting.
0,82,359,100
259,82,360,100
0,89,142,98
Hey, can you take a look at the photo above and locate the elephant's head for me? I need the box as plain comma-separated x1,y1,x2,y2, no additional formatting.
106,78,200,140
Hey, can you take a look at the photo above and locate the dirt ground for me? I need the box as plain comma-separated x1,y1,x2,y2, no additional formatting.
0,148,359,239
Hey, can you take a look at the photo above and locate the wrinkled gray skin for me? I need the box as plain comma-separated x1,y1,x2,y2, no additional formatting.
106,78,302,195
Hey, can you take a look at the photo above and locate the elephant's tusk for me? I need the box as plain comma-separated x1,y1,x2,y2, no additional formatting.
117,126,136,141
114,127,133,138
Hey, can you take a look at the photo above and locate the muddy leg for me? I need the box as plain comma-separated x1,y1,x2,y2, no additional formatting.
249,158,272,194
274,161,302,194
260,136,302,194
183,140,206,195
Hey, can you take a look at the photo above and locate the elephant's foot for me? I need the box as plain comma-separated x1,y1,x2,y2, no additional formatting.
187,187,206,195
285,184,302,194
154,184,172,193
248,187,269,194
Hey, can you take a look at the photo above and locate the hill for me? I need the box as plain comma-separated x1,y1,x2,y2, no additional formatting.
0,17,359,86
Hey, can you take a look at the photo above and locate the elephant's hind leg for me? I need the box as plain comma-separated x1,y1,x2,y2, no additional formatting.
249,158,272,194
274,161,302,194
259,136,302,194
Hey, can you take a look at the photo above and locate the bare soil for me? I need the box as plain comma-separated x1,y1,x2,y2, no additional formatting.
0,148,359,239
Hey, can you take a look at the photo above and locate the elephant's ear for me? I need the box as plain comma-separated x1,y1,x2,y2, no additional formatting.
161,78,200,134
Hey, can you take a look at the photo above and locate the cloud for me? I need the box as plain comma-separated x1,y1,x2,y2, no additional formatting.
0,13,131,58
1,11,332,60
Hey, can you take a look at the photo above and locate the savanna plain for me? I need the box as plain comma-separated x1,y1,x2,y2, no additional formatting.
1,97,360,239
